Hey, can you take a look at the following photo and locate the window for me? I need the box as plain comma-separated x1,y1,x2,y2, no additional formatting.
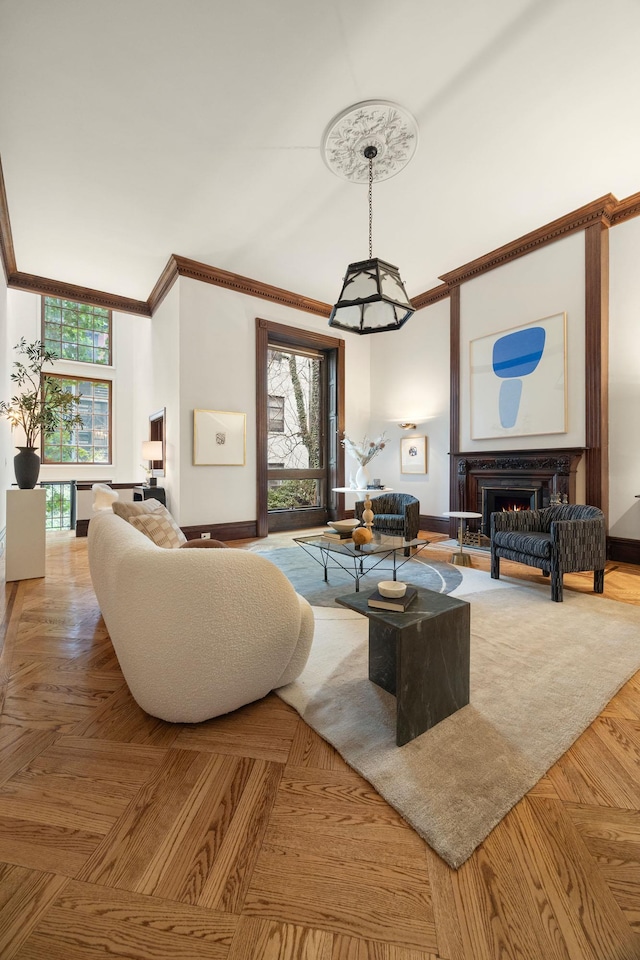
42,297,112,365
267,394,285,433
42,481,76,530
43,375,112,464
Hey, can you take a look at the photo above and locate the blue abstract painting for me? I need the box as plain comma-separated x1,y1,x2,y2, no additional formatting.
492,326,546,428
470,314,566,439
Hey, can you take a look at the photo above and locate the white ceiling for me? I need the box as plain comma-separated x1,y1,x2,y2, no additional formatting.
2,0,640,306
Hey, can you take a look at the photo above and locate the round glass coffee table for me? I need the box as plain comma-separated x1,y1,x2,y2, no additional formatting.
442,511,482,566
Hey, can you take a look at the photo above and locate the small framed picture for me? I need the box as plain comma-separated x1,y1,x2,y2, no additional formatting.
193,409,246,465
400,436,427,474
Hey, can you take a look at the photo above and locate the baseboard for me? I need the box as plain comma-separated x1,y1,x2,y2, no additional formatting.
420,514,450,535
181,520,258,543
607,536,640,565
76,514,454,544
77,517,259,542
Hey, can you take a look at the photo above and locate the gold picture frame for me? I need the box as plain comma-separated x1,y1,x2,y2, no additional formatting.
400,436,427,474
193,409,246,465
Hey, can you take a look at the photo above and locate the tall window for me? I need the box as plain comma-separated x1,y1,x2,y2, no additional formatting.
42,375,112,464
256,318,345,537
266,346,324,511
42,297,112,365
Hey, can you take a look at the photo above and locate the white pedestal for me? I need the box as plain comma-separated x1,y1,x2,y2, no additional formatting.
6,489,46,582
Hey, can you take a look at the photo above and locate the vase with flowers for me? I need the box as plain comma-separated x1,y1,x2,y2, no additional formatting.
341,433,386,489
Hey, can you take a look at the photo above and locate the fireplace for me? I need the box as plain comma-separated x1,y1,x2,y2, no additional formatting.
451,448,584,543
481,485,540,535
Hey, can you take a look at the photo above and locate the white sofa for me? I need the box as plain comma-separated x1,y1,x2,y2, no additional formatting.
88,511,314,722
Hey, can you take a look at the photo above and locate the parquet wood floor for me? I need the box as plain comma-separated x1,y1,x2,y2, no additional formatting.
1,530,639,959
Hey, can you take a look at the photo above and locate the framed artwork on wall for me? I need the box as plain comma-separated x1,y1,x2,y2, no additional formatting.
470,312,567,440
193,409,246,465
400,436,427,474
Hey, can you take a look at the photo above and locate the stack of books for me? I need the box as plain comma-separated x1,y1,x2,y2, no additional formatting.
321,529,354,542
367,586,417,612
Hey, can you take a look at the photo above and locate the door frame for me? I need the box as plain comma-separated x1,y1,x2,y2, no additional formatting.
256,317,345,537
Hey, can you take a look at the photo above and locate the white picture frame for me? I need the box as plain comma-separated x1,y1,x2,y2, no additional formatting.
470,313,567,440
193,409,246,465
400,436,427,474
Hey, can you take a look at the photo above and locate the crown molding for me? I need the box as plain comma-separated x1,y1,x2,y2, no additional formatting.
147,255,181,313
6,271,151,315
412,282,450,310
438,194,618,287
0,156,17,280
4,137,640,323
610,190,640,226
172,255,332,317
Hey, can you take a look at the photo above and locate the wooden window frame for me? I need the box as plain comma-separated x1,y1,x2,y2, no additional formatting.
42,373,113,465
41,296,113,366
256,318,345,537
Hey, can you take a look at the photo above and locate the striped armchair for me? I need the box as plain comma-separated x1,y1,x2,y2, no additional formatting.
355,493,420,556
490,504,606,602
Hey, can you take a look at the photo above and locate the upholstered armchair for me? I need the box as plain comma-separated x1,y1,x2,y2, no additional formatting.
355,493,420,555
490,504,606,602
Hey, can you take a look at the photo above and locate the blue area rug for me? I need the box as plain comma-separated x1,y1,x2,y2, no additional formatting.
249,543,463,606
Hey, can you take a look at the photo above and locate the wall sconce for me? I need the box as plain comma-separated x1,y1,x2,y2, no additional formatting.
398,422,417,430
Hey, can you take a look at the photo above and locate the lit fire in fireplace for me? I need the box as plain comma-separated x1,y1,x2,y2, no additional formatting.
502,504,530,512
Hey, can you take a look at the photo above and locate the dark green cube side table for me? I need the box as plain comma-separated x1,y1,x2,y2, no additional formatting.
336,585,470,746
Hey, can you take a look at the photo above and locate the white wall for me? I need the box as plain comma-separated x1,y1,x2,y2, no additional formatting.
4,289,152,484
174,278,370,527
0,266,10,543
609,216,640,540
368,298,451,517
459,233,586,453
4,215,636,541
150,282,180,517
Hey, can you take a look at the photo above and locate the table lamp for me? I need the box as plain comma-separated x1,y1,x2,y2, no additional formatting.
141,440,163,487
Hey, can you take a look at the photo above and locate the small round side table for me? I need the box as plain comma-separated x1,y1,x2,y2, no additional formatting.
442,511,483,566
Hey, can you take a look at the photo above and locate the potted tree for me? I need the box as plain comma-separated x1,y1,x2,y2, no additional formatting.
0,338,84,488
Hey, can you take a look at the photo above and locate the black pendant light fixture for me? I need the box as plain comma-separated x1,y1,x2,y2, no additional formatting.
322,101,418,335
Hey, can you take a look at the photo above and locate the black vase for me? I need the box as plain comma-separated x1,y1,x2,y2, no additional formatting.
14,446,41,489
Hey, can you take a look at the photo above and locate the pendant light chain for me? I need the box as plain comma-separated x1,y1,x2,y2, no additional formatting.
368,156,373,259
326,104,416,335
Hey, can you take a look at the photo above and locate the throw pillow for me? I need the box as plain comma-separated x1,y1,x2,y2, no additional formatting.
129,512,186,549
179,538,228,549
92,483,119,511
112,498,165,521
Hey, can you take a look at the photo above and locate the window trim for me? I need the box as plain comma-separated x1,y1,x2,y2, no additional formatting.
41,296,113,367
42,373,113,466
256,318,345,536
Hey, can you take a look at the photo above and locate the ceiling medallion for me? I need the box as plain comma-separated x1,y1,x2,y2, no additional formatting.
321,100,419,184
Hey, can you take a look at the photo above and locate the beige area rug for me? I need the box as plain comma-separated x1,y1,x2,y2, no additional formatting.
276,572,640,868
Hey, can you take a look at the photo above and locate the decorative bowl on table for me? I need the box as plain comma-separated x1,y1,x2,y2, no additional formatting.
328,519,361,532
377,580,407,598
